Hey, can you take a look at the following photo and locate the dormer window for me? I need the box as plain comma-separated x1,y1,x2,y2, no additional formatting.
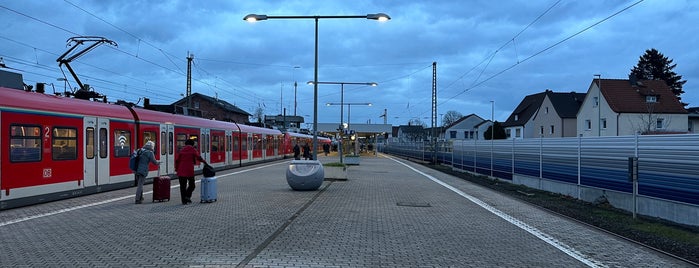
514,114,519,121
646,96,657,103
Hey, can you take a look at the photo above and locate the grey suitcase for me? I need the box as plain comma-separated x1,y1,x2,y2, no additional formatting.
200,176,217,203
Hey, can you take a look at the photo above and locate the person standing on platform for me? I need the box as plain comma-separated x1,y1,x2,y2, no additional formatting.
293,143,301,160
135,141,159,204
323,143,330,156
302,143,311,160
176,139,206,205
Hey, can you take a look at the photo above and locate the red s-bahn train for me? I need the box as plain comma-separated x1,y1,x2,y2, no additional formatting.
0,85,330,210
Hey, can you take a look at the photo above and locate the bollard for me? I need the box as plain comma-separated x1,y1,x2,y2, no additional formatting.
286,160,324,191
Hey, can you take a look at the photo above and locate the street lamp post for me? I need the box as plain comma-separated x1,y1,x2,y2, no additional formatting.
327,102,372,159
244,13,390,160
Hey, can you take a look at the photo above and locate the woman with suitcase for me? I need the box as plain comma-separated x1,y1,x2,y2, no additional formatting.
176,139,206,205
134,141,159,204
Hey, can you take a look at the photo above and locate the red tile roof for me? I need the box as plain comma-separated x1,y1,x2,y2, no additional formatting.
597,79,686,114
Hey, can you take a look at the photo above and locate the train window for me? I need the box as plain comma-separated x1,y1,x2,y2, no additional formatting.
160,131,167,155
52,127,77,160
86,128,95,159
176,134,187,152
113,130,131,158
168,132,173,154
201,134,207,153
204,134,209,153
211,135,220,152
233,135,239,151
190,135,199,150
142,131,156,150
99,128,107,158
226,135,232,152
9,124,41,162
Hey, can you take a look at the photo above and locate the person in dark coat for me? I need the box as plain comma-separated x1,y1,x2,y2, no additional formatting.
323,143,330,156
176,139,206,205
302,143,311,160
293,143,301,160
135,141,159,204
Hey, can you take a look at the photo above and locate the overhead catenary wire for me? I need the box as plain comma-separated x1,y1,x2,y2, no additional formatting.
442,0,644,105
0,3,280,108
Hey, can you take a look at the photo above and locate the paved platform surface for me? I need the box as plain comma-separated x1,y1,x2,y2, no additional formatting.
0,153,692,267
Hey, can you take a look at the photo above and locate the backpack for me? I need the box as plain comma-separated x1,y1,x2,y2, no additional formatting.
129,149,142,172
203,163,216,178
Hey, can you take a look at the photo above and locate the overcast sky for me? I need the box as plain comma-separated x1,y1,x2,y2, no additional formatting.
2,0,697,127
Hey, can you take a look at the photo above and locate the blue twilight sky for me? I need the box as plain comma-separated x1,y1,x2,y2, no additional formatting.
1,0,697,127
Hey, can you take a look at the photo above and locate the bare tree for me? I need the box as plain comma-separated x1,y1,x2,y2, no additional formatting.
441,110,463,127
253,106,264,124
633,102,672,134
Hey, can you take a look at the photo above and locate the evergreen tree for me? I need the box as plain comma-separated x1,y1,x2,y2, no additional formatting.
484,121,507,140
629,48,687,105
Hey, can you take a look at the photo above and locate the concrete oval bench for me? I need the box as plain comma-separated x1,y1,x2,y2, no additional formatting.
286,160,325,191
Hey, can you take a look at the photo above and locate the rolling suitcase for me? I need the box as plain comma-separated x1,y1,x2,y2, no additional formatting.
200,176,217,203
152,175,171,202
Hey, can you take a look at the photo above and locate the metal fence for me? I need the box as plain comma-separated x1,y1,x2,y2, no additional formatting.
380,134,699,226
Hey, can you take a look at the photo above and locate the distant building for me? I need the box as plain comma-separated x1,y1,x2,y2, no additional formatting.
425,126,445,141
264,114,304,132
502,89,585,139
576,79,687,136
443,114,492,140
146,93,251,124
396,125,426,142
688,107,699,133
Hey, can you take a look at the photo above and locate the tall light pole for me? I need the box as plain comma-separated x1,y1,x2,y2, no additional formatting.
490,100,494,177
311,81,377,162
244,13,390,160
327,102,372,159
293,66,300,116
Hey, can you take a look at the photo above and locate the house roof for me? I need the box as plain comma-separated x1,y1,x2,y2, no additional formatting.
444,113,485,129
501,91,546,127
474,120,492,128
548,92,586,118
595,79,686,114
173,93,251,116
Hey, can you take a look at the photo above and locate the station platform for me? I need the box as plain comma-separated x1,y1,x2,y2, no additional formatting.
0,153,690,267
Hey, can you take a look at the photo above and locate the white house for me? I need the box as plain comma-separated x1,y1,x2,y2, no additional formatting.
577,78,687,136
501,90,585,139
444,114,491,140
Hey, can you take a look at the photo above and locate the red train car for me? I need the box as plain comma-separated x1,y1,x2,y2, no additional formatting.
280,132,331,158
0,86,286,210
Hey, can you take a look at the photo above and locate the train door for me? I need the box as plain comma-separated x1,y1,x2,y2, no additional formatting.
160,124,174,174
225,130,232,166
83,117,109,187
201,128,210,163
247,133,254,162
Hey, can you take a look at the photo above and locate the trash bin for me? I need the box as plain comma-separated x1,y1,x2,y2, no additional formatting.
286,160,324,191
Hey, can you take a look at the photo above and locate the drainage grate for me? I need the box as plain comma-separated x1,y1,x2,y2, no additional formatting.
396,202,431,207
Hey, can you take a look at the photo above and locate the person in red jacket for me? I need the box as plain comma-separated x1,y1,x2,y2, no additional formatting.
176,139,206,204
